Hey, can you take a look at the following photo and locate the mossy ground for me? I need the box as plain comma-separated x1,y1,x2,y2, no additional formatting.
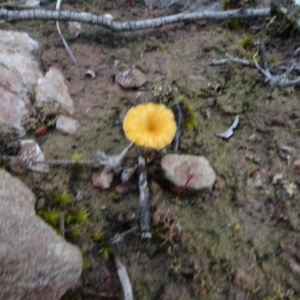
2,1,300,299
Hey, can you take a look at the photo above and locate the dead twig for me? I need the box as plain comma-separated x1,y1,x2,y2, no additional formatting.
110,226,138,256
115,257,133,300
7,143,133,170
55,0,76,64
0,8,270,32
173,102,182,153
253,45,300,87
153,270,170,300
138,149,152,242
259,41,268,70
201,53,255,67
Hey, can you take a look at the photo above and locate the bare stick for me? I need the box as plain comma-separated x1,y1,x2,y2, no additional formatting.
6,143,133,169
253,49,300,87
259,41,268,70
0,8,270,32
115,257,133,300
201,53,254,67
138,149,152,241
153,270,170,300
173,102,182,153
55,0,76,64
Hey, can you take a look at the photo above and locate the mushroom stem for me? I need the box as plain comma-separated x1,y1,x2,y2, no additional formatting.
137,148,152,241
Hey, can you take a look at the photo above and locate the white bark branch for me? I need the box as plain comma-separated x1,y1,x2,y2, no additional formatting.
0,8,270,32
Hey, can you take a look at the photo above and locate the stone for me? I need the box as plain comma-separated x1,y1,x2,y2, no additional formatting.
0,169,82,300
36,68,75,114
92,166,114,189
56,115,80,135
114,60,147,89
0,30,43,138
0,29,42,94
161,154,216,190
19,139,50,173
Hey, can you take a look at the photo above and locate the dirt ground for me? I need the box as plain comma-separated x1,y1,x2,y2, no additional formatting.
2,0,300,299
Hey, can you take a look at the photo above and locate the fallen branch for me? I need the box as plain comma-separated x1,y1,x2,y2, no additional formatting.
138,149,152,242
201,53,255,67
173,102,183,153
0,8,270,32
115,257,134,300
253,45,300,87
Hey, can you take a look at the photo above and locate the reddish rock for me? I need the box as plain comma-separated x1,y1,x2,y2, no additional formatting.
34,125,48,136
92,167,114,189
161,154,216,190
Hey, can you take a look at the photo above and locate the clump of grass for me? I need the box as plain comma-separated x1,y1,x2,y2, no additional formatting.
68,224,83,239
238,34,253,49
73,207,90,224
53,191,70,206
98,244,113,260
41,208,60,226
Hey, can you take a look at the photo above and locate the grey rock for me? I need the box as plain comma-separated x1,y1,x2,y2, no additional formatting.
0,169,82,300
114,60,147,89
36,68,75,114
0,29,42,94
56,115,80,135
161,154,216,190
0,30,42,138
19,139,50,173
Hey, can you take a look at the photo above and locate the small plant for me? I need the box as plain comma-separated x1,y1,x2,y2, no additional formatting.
98,244,113,260
53,191,70,206
73,207,90,224
92,231,104,243
71,152,83,163
42,208,60,227
68,224,83,238
238,34,253,49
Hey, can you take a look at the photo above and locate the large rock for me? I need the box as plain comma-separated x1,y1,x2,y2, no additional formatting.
0,170,82,300
0,29,42,94
161,154,216,190
0,30,42,138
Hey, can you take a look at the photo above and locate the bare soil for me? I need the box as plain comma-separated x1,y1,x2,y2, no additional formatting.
2,1,300,299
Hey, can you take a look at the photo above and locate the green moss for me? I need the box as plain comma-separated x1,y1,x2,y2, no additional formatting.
175,96,199,130
53,191,70,206
158,43,166,51
238,34,253,49
68,224,83,238
73,207,90,224
91,231,104,243
42,208,60,227
98,244,113,260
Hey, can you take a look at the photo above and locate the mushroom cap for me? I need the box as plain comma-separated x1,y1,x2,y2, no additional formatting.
123,103,177,150
161,154,216,190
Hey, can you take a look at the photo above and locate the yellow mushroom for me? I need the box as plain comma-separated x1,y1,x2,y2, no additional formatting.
123,103,177,150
